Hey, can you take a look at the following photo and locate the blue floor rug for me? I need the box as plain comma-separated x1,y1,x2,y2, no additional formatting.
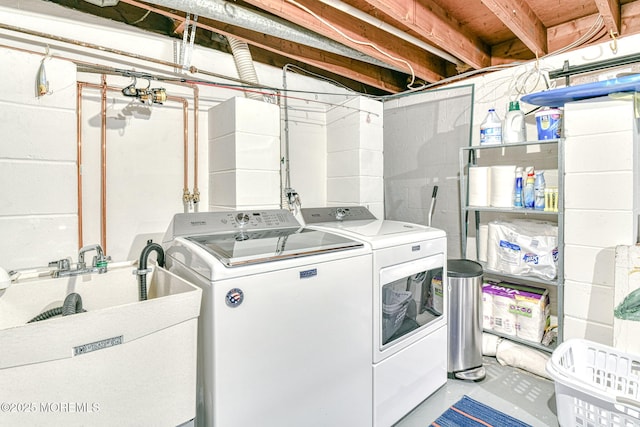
431,395,532,427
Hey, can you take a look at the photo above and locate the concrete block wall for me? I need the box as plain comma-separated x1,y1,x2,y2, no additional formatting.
562,96,638,344
326,96,384,218
0,49,79,268
208,96,282,210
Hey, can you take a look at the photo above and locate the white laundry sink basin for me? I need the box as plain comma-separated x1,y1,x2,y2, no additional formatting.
0,261,202,427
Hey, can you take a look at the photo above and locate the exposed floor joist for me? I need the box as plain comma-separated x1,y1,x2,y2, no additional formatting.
345,0,491,70
240,0,447,83
481,0,547,56
595,0,622,34
33,0,640,95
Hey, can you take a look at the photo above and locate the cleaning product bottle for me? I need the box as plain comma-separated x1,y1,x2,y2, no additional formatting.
523,167,535,209
503,101,526,143
514,167,523,207
480,108,502,145
534,170,546,210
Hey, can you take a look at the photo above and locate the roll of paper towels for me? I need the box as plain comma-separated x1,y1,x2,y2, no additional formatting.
468,166,491,207
490,165,516,208
478,224,489,263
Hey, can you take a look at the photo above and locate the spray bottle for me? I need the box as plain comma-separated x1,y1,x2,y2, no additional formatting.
534,170,546,210
523,167,535,209
514,167,523,208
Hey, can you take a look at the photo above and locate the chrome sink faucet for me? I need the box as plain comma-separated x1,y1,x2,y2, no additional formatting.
51,244,108,278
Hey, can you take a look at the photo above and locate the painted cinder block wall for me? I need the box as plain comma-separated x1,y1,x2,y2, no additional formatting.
326,96,385,218
562,97,639,345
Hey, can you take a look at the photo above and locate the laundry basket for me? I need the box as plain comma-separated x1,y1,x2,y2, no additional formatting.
382,287,412,343
546,338,640,427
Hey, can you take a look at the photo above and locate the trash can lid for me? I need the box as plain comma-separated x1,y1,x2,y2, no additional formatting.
447,259,483,278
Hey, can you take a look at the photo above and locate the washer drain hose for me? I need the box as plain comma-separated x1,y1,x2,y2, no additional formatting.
138,240,165,301
28,292,86,323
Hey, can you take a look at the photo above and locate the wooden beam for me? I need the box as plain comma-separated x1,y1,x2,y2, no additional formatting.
213,21,409,92
240,0,446,82
594,0,621,35
491,38,534,65
480,0,547,56
348,0,491,70
547,1,640,54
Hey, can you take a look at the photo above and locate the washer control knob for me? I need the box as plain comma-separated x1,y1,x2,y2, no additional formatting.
335,208,347,220
236,213,250,226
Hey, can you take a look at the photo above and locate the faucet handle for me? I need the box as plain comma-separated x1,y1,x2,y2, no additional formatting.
48,257,71,278
93,254,110,270
49,258,71,271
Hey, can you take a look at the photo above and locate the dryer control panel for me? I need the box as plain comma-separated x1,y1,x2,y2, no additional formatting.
301,206,377,223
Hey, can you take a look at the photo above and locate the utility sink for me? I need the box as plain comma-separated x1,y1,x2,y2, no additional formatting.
0,261,202,427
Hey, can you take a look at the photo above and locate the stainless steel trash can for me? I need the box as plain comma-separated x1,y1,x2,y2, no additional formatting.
447,259,486,381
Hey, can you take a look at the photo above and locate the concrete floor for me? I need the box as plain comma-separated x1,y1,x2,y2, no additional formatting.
394,357,559,427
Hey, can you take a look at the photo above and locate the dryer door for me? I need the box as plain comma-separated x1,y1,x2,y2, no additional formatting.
378,254,444,352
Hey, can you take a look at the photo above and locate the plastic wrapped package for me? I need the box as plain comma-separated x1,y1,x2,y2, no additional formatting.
482,281,550,343
486,219,558,280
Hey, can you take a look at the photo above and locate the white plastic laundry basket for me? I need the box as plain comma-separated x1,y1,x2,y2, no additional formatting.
382,288,412,343
547,338,640,427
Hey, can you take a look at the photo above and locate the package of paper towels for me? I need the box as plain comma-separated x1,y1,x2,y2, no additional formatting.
482,281,550,343
486,219,558,280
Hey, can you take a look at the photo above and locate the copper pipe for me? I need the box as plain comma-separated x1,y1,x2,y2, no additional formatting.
3,42,199,248
78,81,192,251
192,84,200,210
173,82,200,211
167,95,191,212
0,22,268,87
76,83,84,249
0,22,190,74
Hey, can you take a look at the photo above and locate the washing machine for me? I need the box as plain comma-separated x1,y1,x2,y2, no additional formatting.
301,206,447,427
162,210,373,427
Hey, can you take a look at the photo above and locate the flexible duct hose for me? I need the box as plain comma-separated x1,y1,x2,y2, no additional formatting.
28,292,86,323
227,36,263,101
138,240,165,301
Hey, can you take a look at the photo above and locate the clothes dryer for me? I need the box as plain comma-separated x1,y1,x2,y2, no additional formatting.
163,210,373,427
301,206,447,427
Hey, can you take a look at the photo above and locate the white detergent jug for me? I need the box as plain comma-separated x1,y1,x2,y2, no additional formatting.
503,101,526,143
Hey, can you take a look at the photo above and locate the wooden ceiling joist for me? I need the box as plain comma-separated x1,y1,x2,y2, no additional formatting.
348,0,491,70
213,21,409,92
594,0,622,35
481,0,547,56
240,0,446,83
